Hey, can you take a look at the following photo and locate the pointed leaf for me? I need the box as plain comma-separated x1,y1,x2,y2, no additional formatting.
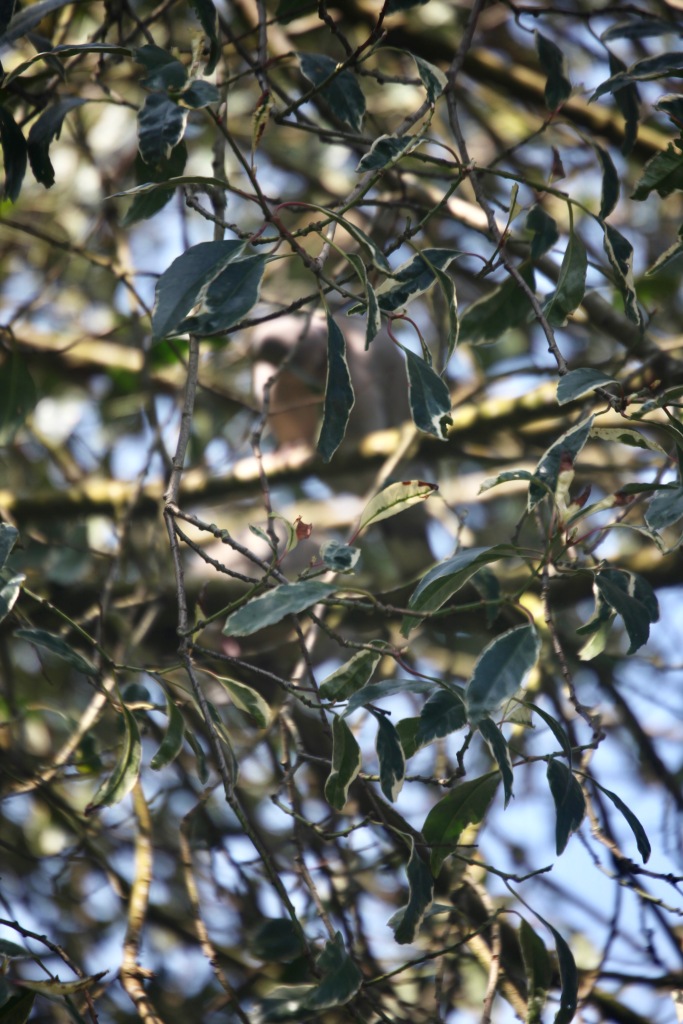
178,254,266,335
423,772,499,874
122,142,187,225
556,368,618,406
548,923,578,1024
0,107,27,201
519,918,553,1024
591,51,683,101
152,240,246,339
138,93,188,167
134,43,187,88
465,625,540,725
27,98,87,187
0,574,24,623
357,479,437,533
319,649,382,702
344,254,381,343
375,248,461,312
590,780,651,863
396,717,422,759
150,692,185,770
543,231,586,327
405,349,452,438
301,932,362,1010
525,702,572,764
402,544,513,636
633,142,683,201
188,0,220,74
0,523,18,570
459,266,535,344
298,53,365,133
412,54,447,104
223,581,338,637
594,569,659,654
214,675,271,727
646,484,683,531
529,416,594,511
547,759,585,855
535,31,571,109
526,204,559,261
357,133,420,172
85,706,142,813
603,223,641,325
343,678,435,717
318,312,355,462
373,712,405,802
14,628,97,676
416,687,467,746
391,838,434,944
595,142,619,219
324,716,361,810
0,989,35,1023
477,717,513,807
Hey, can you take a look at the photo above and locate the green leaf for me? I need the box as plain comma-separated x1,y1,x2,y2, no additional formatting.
548,923,578,1024
0,576,23,623
302,203,390,272
594,569,659,654
526,205,559,261
535,31,571,109
405,349,452,438
519,918,553,1024
459,266,535,344
27,98,87,187
301,932,362,1010
86,705,142,813
249,918,306,962
543,231,587,327
466,625,540,725
14,627,97,676
343,678,434,717
152,240,246,339
556,368,618,406
0,107,27,201
416,687,467,746
525,702,572,764
590,780,651,863
601,17,683,41
344,255,381,344
223,581,338,637
432,262,459,364
319,649,382,702
546,759,585,855
645,484,683,531
577,584,615,662
655,93,683,131
592,426,665,453
604,223,641,325
188,0,220,74
529,416,594,511
214,675,271,727
0,348,37,444
391,838,434,944
412,54,447,104
150,692,185,769
318,312,355,462
178,254,267,335
477,717,513,807
632,142,683,200
608,52,639,156
0,989,36,1024
122,142,187,226
373,712,405,802
138,93,188,167
357,133,420,172
423,772,499,874
595,142,619,219
357,479,437,534
134,43,187,89
185,729,209,784
396,717,422,759
324,716,361,810
479,469,534,494
179,79,220,109
375,248,461,312
319,539,360,571
0,523,19,569
591,51,683,102
402,544,513,636
0,939,30,959
298,53,365,133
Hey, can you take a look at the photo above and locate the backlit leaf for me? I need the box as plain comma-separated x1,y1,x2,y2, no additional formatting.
343,678,434,717
412,54,447,104
603,223,641,325
0,107,26,201
416,687,467,746
324,716,361,810
223,581,338,636
0,574,24,624
632,142,683,200
375,248,461,312
519,918,553,1024
215,675,271,728
594,569,659,654
465,625,540,725
150,691,185,770
645,484,683,531
423,772,499,874
318,312,355,462
357,133,420,172
319,649,382,702
591,51,683,102
357,479,437,533
0,523,18,569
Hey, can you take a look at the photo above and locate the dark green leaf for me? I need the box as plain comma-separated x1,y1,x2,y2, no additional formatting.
27,98,86,187
529,416,594,511
374,712,405,802
223,581,337,637
412,54,447,104
423,772,499,874
535,31,571,109
432,263,459,364
14,627,97,676
595,142,619,219
556,368,618,406
0,107,26,201
0,523,19,570
138,92,188,167
178,254,267,335
85,705,142,813
179,79,220,108
188,0,220,74
122,142,187,225
319,539,360,571
601,17,683,41
591,51,683,101
632,142,683,200
405,349,452,439
477,716,513,807
185,729,209,784
343,678,435,717
546,759,585,855
150,692,185,770
608,52,639,156
324,716,361,810
548,923,578,1024
4,43,133,84
249,919,306,962
402,544,513,636
594,569,659,654
519,918,553,1024
298,53,365,133
319,649,382,702
344,255,381,344
134,43,187,89
0,989,36,1024
655,93,683,131
301,932,362,1010
215,675,271,727
357,479,437,533
479,469,534,494
0,349,36,443
152,239,245,339
357,133,420,172
391,838,434,944
318,313,355,462
459,266,535,344
396,717,422,759
645,484,683,531
526,205,559,261
591,780,651,863
375,248,461,312
0,939,29,959
416,687,467,746
465,624,540,725
525,702,572,763
302,203,390,272
0,574,23,623
543,231,587,327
